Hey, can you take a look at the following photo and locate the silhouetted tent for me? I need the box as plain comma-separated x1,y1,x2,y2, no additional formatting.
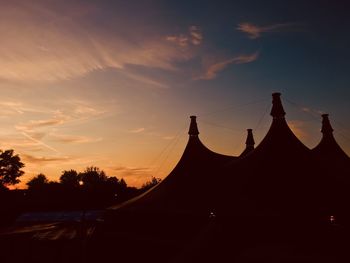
312,114,350,165
108,115,235,216
92,116,237,263
312,114,350,216
220,93,327,217
239,128,255,157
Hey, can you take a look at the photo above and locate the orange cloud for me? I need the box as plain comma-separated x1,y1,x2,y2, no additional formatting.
189,26,203,45
166,25,203,47
0,2,194,83
237,22,297,39
21,132,59,154
162,136,175,140
108,166,153,187
129,128,146,134
0,134,46,153
166,35,190,47
288,120,309,141
16,119,66,131
21,154,70,165
49,133,102,144
196,52,259,80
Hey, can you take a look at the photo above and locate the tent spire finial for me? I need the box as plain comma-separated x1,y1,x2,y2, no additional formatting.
240,129,255,157
321,114,334,135
270,92,286,119
245,129,255,149
188,116,199,136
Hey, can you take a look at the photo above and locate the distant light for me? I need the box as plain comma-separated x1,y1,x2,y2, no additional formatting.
114,193,118,198
209,211,216,219
79,180,84,186
330,215,336,224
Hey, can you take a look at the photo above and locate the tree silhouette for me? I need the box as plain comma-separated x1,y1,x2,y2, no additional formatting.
79,166,107,188
26,173,48,190
0,149,24,189
105,176,128,195
105,176,119,191
119,178,127,189
60,169,79,188
141,176,161,191
0,183,8,192
21,165,141,210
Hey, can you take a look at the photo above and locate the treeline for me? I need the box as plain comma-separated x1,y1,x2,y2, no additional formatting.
0,166,160,226
0,149,161,226
22,166,161,211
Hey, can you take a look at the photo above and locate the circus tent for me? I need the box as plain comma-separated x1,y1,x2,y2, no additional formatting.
108,115,236,216
312,114,350,217
219,93,327,216
312,114,350,164
239,129,255,157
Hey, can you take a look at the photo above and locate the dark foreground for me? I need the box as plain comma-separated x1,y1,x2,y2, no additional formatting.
1,211,349,263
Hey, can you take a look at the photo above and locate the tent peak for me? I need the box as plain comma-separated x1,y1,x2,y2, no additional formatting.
270,92,286,119
188,115,199,136
245,129,255,148
321,114,334,135
239,128,255,157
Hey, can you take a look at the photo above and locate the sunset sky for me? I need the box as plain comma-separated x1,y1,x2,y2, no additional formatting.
1,0,349,188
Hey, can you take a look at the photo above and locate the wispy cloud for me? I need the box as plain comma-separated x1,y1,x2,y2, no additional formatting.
21,154,70,165
0,2,195,83
166,25,203,47
112,166,152,174
15,102,107,133
2,99,109,158
237,22,297,39
108,166,153,186
0,101,25,114
162,136,175,140
49,133,102,144
129,128,145,134
0,101,49,116
166,36,189,47
73,105,104,116
288,120,308,141
0,134,46,153
301,107,324,118
196,52,259,80
122,71,169,89
189,26,203,45
16,118,66,131
21,132,59,153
